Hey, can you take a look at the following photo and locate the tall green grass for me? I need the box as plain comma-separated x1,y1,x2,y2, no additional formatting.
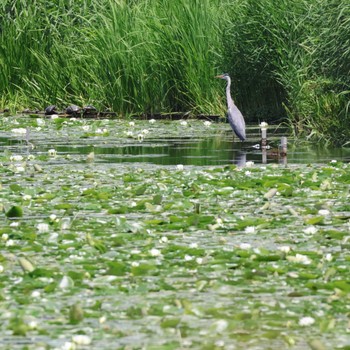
222,0,350,144
0,0,222,115
0,0,349,144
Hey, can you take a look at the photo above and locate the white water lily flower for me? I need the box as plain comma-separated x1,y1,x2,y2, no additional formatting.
141,129,149,135
2,234,9,241
137,133,144,142
48,149,57,157
190,242,198,248
37,223,49,233
324,253,333,262
129,121,135,126
131,261,140,267
159,236,168,243
196,257,203,264
6,239,15,247
58,275,74,289
180,120,188,126
99,315,107,324
330,159,337,164
72,335,91,345
31,290,41,298
125,131,133,137
14,166,25,173
10,155,24,161
0,265,4,273
213,319,228,333
28,320,38,329
203,120,212,127
245,161,254,167
287,253,311,265
150,248,161,257
82,125,90,132
36,118,45,126
23,194,32,201
279,246,291,253
244,226,255,234
245,170,252,176
11,128,27,134
216,217,223,226
299,316,315,326
149,119,156,124
303,226,318,234
176,164,184,171
184,254,193,261
239,243,252,250
50,114,59,119
56,342,76,350
318,209,330,216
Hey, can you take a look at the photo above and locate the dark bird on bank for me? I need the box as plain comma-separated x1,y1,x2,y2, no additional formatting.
66,105,81,115
45,105,57,115
215,73,246,141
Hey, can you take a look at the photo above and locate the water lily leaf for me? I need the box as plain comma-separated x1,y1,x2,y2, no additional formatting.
108,206,129,214
308,339,327,350
29,268,55,278
107,261,127,276
264,188,278,199
6,205,23,217
33,164,43,172
277,183,293,197
9,184,23,192
134,184,147,195
152,194,163,205
54,203,73,210
9,316,28,336
325,280,350,292
18,257,35,272
304,216,324,225
160,317,181,328
131,263,157,276
69,303,84,324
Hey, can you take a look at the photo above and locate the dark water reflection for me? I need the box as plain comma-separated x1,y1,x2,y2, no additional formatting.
89,138,349,165
1,128,349,166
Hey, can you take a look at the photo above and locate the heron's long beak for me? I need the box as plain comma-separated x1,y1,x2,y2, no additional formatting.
215,74,224,79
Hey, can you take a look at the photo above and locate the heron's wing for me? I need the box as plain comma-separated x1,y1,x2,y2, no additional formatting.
227,104,246,141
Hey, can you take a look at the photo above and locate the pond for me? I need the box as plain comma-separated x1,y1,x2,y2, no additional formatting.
1,116,349,166
0,115,349,350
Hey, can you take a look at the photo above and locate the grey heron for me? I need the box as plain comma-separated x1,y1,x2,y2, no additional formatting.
216,73,246,141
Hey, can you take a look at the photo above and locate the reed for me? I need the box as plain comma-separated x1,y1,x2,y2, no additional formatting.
222,0,350,144
0,0,349,144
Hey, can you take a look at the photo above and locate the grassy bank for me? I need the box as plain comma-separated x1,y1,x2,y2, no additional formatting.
0,0,349,144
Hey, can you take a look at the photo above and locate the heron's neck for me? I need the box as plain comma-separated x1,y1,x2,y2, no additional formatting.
226,77,233,103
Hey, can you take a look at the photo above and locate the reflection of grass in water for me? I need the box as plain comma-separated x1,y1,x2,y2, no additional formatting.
0,119,349,348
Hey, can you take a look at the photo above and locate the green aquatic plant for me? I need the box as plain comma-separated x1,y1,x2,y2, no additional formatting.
0,117,349,349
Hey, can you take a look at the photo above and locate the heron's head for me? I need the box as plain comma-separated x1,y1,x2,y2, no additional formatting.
215,73,230,81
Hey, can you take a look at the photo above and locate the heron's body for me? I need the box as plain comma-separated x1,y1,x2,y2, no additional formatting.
216,74,246,141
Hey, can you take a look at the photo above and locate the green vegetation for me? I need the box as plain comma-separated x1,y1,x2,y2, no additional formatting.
0,117,350,349
0,0,349,144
